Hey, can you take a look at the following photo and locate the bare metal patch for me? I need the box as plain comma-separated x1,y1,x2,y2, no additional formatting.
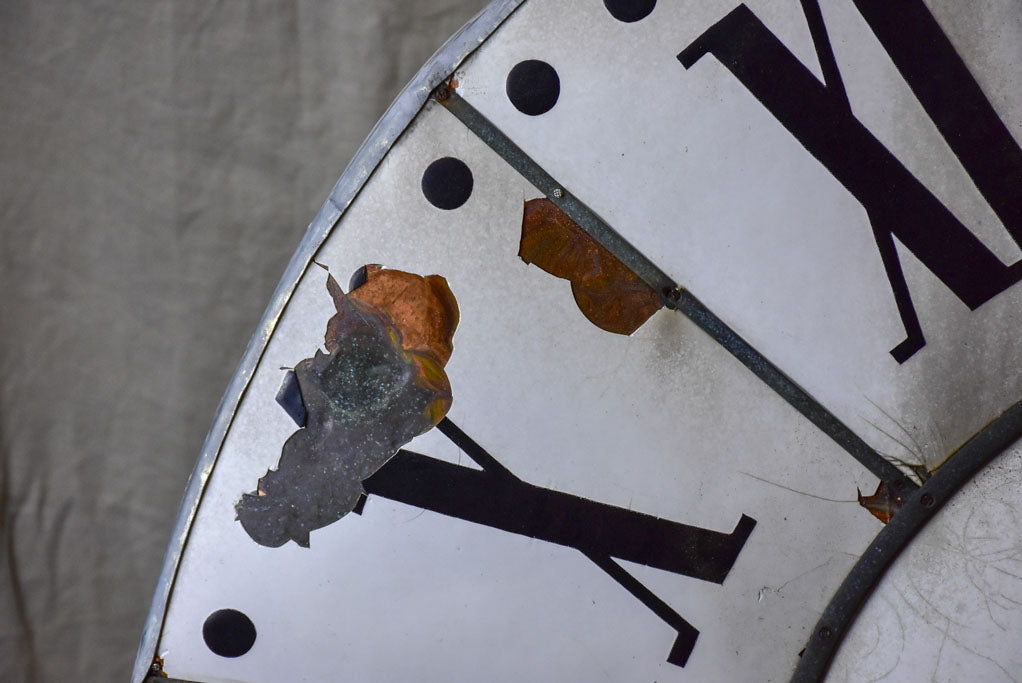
236,268,458,547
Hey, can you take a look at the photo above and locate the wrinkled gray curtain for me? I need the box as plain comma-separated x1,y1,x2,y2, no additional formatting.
0,1,487,680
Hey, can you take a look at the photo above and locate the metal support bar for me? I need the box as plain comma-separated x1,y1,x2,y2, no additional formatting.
438,88,914,493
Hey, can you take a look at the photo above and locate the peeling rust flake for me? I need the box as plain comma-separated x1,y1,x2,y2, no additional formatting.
519,198,662,335
342,264,459,365
857,481,905,524
236,267,458,548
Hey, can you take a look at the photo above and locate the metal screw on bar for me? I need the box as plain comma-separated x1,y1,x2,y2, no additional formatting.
434,85,451,102
819,626,833,641
920,493,935,508
551,188,563,199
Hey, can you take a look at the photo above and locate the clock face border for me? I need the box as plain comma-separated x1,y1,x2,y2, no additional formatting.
133,1,1022,681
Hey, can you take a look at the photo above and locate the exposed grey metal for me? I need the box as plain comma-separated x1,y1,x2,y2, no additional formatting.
792,398,1022,682
439,88,914,493
236,277,452,548
131,2,526,681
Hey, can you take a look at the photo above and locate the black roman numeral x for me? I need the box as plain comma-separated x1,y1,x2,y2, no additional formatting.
361,418,756,668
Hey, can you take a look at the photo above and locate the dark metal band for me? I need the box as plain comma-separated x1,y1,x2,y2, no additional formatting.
792,398,1022,681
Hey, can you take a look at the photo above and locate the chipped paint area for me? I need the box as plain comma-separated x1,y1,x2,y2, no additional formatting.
236,268,458,547
519,198,661,335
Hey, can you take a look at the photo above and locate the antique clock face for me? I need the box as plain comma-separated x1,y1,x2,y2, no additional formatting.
135,1,1022,681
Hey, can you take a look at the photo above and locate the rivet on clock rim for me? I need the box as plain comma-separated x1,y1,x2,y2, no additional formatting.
661,286,682,304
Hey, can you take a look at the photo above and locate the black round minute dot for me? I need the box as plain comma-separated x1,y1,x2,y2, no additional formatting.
202,608,256,658
505,60,560,116
421,157,473,210
604,0,656,22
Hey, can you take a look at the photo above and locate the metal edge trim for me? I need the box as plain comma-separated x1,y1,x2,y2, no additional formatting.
791,398,1022,681
130,2,526,681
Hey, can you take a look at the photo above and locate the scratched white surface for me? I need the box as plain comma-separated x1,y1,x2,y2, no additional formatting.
828,441,1022,683
454,0,1022,474
157,101,881,682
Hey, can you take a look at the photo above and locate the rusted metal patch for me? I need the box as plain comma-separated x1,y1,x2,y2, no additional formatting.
857,481,905,524
148,654,168,678
341,264,459,366
519,198,662,335
858,458,933,523
236,268,458,547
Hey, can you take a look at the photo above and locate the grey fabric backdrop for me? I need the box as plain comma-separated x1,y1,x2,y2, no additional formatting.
0,1,487,680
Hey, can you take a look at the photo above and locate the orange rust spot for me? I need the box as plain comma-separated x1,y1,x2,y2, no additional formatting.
149,655,168,678
328,266,459,366
857,480,905,524
519,198,662,335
